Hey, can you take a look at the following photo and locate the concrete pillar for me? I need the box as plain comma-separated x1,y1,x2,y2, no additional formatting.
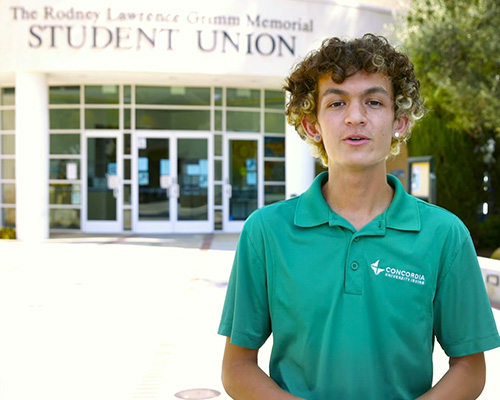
285,122,316,199
15,72,49,242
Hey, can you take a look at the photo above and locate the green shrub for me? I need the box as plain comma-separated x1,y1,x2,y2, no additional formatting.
476,214,500,250
0,226,16,239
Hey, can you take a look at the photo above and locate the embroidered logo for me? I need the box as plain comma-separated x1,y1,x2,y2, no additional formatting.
371,259,425,286
371,260,385,276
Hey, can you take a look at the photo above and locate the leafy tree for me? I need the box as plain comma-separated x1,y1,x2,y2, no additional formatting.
390,0,500,250
408,113,487,242
395,0,500,138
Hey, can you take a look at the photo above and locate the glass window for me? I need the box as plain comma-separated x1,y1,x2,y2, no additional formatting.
1,159,15,179
214,209,222,230
50,109,80,129
265,112,285,133
136,86,210,105
264,137,285,158
49,184,81,205
227,88,260,108
1,110,15,130
124,133,131,155
124,108,131,129
214,184,223,206
1,207,15,226
136,109,210,130
123,209,132,230
214,134,222,156
85,109,119,129
265,185,285,205
265,161,285,181
1,88,15,106
1,183,15,204
124,158,131,180
50,134,80,155
49,86,80,104
85,85,119,104
50,208,80,229
226,111,260,132
123,184,131,205
214,87,223,106
265,90,285,109
124,86,132,104
87,137,117,221
214,110,222,131
49,159,80,180
214,159,222,181
1,135,15,155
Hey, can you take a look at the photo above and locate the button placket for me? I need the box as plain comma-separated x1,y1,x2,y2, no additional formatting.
345,236,363,295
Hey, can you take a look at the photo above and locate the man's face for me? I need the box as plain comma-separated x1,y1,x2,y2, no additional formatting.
307,71,407,173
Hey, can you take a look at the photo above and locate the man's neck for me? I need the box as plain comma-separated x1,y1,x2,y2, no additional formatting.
322,167,394,231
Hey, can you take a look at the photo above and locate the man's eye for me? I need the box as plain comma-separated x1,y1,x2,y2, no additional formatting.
367,100,382,106
329,101,344,108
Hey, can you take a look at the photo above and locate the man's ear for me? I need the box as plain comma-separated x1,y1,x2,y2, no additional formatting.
395,117,409,136
301,115,321,140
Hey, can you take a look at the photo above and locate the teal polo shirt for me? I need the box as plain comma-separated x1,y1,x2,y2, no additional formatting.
218,172,500,400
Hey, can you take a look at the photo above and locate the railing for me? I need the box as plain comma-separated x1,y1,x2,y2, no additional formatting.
479,257,500,310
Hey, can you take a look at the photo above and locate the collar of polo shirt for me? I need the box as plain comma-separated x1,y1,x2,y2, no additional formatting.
294,171,421,232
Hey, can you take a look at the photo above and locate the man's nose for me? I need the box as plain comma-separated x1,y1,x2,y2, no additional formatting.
344,101,367,126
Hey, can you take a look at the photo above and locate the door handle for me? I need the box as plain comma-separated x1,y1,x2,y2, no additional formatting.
169,183,180,199
226,184,232,199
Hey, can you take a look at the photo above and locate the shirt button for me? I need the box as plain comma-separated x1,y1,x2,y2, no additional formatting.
353,237,360,242
351,261,359,271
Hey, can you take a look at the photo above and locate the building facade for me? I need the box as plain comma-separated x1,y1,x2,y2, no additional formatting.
0,0,398,240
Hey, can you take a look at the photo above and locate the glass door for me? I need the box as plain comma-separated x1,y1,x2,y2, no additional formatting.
133,132,212,233
83,132,123,232
223,135,263,232
175,136,212,232
134,134,173,233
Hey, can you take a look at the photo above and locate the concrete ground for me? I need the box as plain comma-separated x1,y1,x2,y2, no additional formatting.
0,234,498,400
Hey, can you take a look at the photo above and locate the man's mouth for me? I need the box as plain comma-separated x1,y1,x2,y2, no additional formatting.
344,135,370,145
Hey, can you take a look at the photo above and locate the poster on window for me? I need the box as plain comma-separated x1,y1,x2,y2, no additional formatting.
139,172,149,186
246,158,257,186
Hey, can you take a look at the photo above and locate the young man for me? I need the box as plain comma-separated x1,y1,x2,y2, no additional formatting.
218,34,500,400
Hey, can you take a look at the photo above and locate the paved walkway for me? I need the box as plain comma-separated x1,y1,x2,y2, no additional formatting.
0,234,498,400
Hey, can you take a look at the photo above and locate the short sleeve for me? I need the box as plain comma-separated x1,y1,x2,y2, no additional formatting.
433,229,500,357
218,213,272,349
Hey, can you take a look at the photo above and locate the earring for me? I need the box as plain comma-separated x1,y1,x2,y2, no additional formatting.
314,135,321,142
394,132,401,138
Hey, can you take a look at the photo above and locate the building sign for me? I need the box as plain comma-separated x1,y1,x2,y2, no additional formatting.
0,0,393,78
4,2,315,57
12,6,313,57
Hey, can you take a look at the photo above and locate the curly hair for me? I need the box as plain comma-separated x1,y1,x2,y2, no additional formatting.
284,33,425,166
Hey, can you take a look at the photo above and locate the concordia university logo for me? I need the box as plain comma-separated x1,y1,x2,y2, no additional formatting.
371,260,385,275
371,260,426,286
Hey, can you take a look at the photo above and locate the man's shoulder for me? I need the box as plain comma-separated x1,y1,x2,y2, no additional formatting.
415,197,470,237
246,196,300,228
